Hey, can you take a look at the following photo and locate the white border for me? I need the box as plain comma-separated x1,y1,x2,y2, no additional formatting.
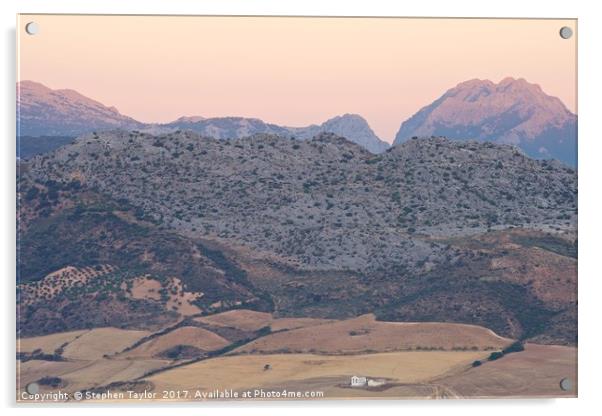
2,1,601,415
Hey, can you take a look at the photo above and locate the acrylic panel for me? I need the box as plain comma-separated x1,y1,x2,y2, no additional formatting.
16,15,577,402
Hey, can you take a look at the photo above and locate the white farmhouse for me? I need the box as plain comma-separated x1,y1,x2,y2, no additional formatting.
367,379,386,387
350,376,367,387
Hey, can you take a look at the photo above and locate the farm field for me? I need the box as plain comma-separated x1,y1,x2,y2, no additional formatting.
146,345,576,400
194,309,335,333
17,313,576,401
17,327,163,397
235,313,512,354
18,327,152,359
60,328,151,360
18,329,88,355
146,350,486,399
437,344,577,398
18,357,168,395
121,326,231,359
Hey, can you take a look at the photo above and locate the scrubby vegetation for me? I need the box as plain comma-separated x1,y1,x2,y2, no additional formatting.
17,132,577,344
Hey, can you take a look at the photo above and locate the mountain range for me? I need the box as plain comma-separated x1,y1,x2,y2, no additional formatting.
17,81,388,154
17,79,576,164
393,78,577,166
17,81,144,136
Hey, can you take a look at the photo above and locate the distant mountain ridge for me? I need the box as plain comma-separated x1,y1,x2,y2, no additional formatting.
165,113,390,153
17,81,389,154
17,79,578,163
291,113,390,153
393,77,577,166
17,81,144,136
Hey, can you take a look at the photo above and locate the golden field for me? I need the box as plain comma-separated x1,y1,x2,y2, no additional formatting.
235,313,511,354
147,350,486,398
17,312,576,401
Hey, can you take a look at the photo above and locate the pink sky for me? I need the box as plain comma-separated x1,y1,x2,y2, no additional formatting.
18,15,576,143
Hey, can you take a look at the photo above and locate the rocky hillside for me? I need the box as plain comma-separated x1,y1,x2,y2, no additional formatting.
27,131,576,269
18,136,75,159
393,78,577,166
19,131,577,343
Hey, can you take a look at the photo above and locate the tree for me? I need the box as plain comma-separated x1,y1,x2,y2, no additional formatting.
502,341,525,354
488,351,504,361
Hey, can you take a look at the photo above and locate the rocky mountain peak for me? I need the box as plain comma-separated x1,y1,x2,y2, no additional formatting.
393,78,577,166
17,80,143,137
